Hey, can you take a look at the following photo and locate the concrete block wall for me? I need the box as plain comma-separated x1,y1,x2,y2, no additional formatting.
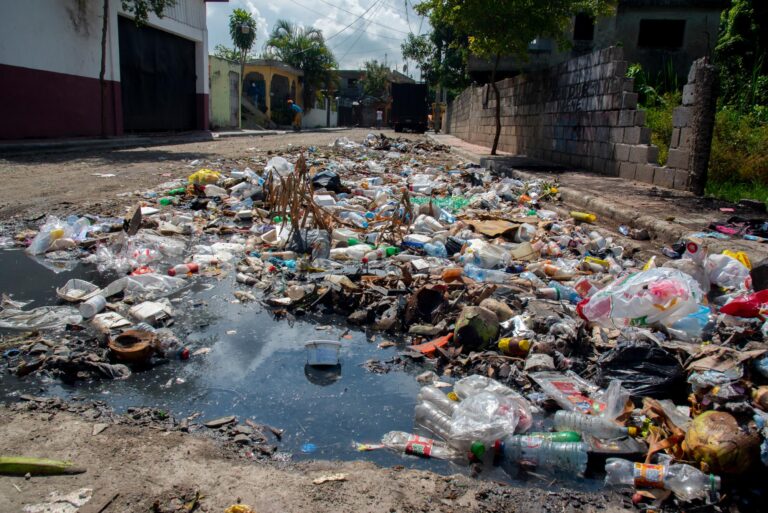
448,47,714,192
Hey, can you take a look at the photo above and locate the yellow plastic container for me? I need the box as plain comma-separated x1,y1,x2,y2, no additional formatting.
570,211,596,223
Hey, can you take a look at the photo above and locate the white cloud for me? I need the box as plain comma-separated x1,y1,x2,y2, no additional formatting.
205,0,421,73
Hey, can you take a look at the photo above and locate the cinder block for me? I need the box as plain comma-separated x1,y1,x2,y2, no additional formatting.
604,160,620,176
619,162,637,180
618,110,635,127
639,127,651,144
629,144,659,164
673,106,692,128
635,164,655,184
634,110,647,126
673,169,690,190
682,84,696,105
667,148,691,169
679,127,693,148
653,167,675,189
614,143,631,161
624,127,642,144
621,91,638,109
669,128,681,148
610,127,624,142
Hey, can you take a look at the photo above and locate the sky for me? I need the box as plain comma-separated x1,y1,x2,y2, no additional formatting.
205,0,427,73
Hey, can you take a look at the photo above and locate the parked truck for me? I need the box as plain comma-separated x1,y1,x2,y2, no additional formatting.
391,83,429,133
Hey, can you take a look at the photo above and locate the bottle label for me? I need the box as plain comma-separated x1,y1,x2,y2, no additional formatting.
405,436,433,458
633,463,665,488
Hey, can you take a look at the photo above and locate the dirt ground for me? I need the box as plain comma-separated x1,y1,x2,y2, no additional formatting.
0,129,423,221
0,405,630,513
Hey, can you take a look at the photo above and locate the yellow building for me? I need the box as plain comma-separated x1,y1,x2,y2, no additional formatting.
209,56,304,129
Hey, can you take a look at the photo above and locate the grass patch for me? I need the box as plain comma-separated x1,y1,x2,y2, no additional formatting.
641,91,680,165
705,179,768,206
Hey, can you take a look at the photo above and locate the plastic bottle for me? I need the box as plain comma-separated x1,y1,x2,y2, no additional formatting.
339,211,369,229
463,263,510,284
332,228,357,242
423,241,448,258
571,211,596,223
168,263,200,276
524,431,582,442
554,410,630,439
413,215,443,234
540,281,581,304
191,255,219,265
417,386,458,416
414,403,493,461
498,337,531,356
329,244,373,261
380,431,467,462
204,184,228,198
604,458,720,502
502,436,588,475
441,267,463,282
514,224,536,242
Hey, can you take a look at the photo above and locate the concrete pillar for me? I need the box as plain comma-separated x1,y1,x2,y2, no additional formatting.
686,58,718,196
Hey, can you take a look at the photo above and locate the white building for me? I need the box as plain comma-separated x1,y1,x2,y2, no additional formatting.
0,0,220,139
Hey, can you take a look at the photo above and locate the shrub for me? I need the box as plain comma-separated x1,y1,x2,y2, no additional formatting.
709,107,768,183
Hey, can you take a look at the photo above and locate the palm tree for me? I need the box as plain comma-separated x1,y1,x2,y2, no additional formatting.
265,19,337,111
229,8,257,128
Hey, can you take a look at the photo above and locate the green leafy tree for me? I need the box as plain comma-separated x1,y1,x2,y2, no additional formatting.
361,60,391,100
715,0,768,114
416,0,614,154
213,44,252,63
99,0,177,136
229,8,257,119
265,19,337,110
401,33,433,81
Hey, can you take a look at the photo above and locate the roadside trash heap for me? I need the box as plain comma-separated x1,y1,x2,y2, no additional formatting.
5,133,768,509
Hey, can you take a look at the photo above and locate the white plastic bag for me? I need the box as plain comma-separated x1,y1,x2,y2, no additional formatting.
705,253,750,290
578,268,705,329
450,391,520,446
453,375,533,432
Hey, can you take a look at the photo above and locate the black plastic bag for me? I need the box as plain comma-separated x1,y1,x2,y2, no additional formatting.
311,170,342,193
597,340,685,399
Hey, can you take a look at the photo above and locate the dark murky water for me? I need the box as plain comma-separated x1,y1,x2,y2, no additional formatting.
0,249,459,474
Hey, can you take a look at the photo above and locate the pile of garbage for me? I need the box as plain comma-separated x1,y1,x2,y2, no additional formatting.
3,132,768,509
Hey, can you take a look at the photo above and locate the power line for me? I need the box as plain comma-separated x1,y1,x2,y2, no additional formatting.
338,0,386,63
313,0,410,35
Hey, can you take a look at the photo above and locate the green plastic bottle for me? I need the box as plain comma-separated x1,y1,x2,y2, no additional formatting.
384,246,400,257
167,187,186,196
347,238,360,246
159,197,176,206
523,431,582,442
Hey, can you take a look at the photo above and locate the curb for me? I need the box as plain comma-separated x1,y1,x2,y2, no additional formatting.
0,132,215,157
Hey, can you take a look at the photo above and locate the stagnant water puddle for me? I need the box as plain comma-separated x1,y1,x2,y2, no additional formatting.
0,249,459,473
0,249,608,491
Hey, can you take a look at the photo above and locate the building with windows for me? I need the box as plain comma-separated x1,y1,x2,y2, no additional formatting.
468,0,727,83
0,0,220,140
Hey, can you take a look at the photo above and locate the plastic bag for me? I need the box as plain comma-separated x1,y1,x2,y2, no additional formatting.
187,168,221,185
450,391,520,446
453,375,533,432
103,273,187,300
0,300,81,330
26,216,70,255
597,340,685,399
577,268,705,329
705,253,751,291
530,371,604,414
459,239,510,269
264,157,293,178
720,290,768,319
311,170,342,193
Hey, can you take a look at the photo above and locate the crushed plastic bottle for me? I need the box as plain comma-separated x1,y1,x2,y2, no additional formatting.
554,410,631,439
502,436,589,475
605,458,720,502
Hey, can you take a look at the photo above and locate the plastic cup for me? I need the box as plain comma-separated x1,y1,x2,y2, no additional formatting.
79,295,106,319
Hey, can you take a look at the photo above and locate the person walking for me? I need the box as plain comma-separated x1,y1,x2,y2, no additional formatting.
375,108,383,130
288,99,303,131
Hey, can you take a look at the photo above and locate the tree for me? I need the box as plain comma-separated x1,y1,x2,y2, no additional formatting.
228,8,257,126
265,19,337,110
416,0,614,154
401,33,433,82
100,0,177,136
361,60,391,100
213,44,252,63
715,0,768,113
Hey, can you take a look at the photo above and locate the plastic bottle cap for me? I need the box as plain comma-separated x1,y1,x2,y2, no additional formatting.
470,441,485,460
446,391,459,402
627,426,638,437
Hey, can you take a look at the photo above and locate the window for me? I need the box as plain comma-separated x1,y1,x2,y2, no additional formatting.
637,19,686,49
347,78,358,88
573,13,595,41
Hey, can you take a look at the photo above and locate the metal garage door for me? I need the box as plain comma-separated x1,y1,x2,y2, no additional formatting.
118,16,196,132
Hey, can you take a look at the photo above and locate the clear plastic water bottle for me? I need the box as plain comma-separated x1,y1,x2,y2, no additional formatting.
339,211,369,229
380,431,467,462
417,386,457,416
502,436,588,475
604,458,720,502
414,402,454,442
554,410,630,439
423,241,448,258
463,263,510,284
547,280,581,304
